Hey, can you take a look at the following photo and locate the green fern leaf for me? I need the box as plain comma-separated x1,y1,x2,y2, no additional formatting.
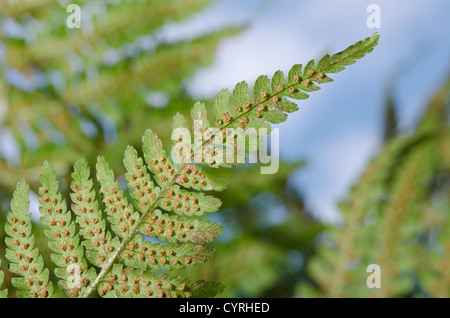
119,235,215,271
38,162,96,298
70,158,120,270
4,180,54,298
170,32,380,168
1,32,380,298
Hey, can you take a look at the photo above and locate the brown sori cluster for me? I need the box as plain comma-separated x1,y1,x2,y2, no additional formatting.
147,153,214,190
175,163,225,191
70,158,118,269
200,143,220,167
125,146,219,216
39,188,83,268
119,236,213,271
314,135,420,297
160,185,220,217
5,183,53,298
38,163,91,297
125,147,218,217
97,157,140,239
161,186,199,215
97,265,194,298
241,68,329,130
189,104,240,168
147,154,176,187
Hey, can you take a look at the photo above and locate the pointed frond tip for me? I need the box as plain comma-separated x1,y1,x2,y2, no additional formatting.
169,32,380,168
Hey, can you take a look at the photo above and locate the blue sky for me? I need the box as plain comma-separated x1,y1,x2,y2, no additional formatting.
180,0,450,223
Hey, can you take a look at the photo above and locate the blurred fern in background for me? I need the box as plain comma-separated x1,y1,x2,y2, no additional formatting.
0,0,315,297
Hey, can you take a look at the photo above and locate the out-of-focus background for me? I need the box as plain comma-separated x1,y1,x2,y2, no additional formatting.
0,0,449,298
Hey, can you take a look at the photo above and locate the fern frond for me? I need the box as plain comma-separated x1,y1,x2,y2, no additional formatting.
421,179,450,297
70,157,121,270
411,88,450,297
96,264,224,298
1,32,380,298
143,129,228,191
38,162,97,297
120,137,219,268
10,0,214,65
4,180,53,298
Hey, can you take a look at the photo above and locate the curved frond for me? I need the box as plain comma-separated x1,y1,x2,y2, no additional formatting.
4,180,53,298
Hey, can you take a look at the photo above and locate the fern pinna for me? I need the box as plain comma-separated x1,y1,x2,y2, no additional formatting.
2,32,379,298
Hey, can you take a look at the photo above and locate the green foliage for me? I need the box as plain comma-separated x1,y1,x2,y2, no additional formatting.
97,264,225,298
1,260,8,298
300,79,450,298
38,162,97,297
0,0,238,194
0,31,379,297
172,32,379,168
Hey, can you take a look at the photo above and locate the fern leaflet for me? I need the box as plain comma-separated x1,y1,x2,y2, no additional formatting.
1,32,379,298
